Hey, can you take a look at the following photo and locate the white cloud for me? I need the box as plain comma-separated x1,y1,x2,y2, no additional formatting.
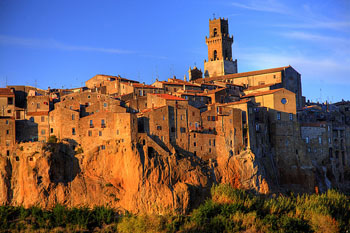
0,35,133,54
279,31,350,45
230,0,288,14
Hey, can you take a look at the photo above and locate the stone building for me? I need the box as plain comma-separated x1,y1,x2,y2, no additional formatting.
0,88,15,118
0,117,15,156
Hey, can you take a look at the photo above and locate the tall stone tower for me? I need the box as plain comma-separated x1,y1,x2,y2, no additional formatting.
204,18,237,77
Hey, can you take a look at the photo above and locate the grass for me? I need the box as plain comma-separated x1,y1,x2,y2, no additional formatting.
0,184,349,232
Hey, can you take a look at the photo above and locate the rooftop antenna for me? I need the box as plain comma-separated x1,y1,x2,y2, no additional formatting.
155,65,159,80
170,64,174,77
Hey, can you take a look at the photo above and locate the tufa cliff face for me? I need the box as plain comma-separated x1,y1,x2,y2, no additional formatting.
0,137,328,214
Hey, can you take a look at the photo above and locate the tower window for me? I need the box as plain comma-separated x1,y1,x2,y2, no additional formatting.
213,50,217,60
213,28,218,36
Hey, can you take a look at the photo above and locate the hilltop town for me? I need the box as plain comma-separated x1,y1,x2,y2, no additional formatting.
0,18,349,212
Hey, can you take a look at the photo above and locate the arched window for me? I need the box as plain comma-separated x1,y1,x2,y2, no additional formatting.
213,28,217,37
213,50,217,60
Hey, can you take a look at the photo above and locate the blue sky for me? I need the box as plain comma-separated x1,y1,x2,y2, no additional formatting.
0,0,349,103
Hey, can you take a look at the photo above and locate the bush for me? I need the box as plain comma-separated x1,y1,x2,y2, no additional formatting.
47,135,57,144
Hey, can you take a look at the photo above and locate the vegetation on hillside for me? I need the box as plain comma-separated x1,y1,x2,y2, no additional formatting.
1,184,349,232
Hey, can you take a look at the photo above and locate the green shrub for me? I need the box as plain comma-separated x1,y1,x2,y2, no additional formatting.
47,135,57,143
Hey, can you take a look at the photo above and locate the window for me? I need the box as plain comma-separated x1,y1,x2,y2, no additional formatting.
99,131,102,136
193,133,196,138
192,112,195,116
213,50,217,60
72,114,75,120
90,120,93,127
194,142,196,147
180,127,186,133
212,116,215,121
41,116,45,122
8,97,13,105
37,103,40,109
6,141,10,146
88,95,91,99
289,113,293,121
157,126,162,130
101,119,105,127
7,110,11,114
195,122,198,128
209,148,211,153
50,128,53,133
207,116,211,121
306,137,309,144
104,102,108,107
41,129,45,135
213,28,217,36
163,115,165,121
277,112,281,120
88,130,92,136
72,128,76,135
6,130,9,135
213,139,216,146
281,98,287,104
181,115,183,120
319,137,322,144
5,120,8,125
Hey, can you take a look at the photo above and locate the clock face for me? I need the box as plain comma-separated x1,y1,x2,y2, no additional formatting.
281,98,287,104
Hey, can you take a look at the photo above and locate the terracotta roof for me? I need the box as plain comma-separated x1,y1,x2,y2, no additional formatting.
26,111,49,116
195,66,292,83
242,88,285,98
245,83,276,91
157,81,200,87
0,88,14,96
141,106,166,113
200,88,226,95
218,99,251,106
150,93,186,101
132,83,158,89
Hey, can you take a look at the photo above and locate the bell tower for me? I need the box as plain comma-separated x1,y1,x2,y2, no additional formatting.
204,17,237,77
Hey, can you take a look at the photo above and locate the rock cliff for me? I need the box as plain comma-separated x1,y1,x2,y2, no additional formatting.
0,139,341,214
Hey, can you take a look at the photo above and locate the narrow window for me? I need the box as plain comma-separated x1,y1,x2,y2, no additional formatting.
6,130,9,135
289,113,293,121
306,137,309,144
99,131,102,136
41,129,45,135
72,114,75,120
277,112,281,120
90,120,93,127
319,137,322,144
37,103,40,109
213,50,217,60
72,128,76,135
5,120,9,125
50,128,53,133
88,130,92,136
41,116,45,122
